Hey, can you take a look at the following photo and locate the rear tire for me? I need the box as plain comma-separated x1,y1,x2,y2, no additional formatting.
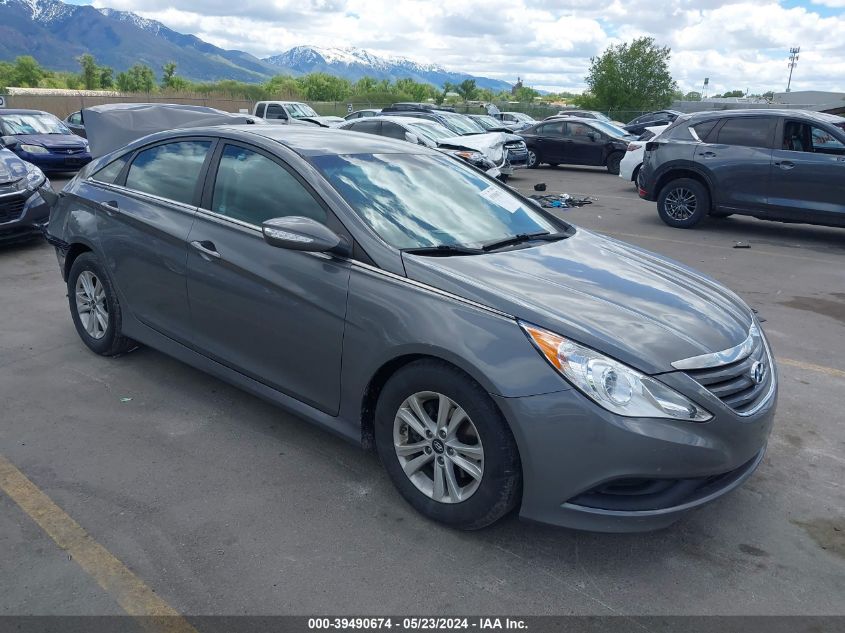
526,149,539,169
631,165,641,189
67,252,136,356
606,152,623,175
374,360,521,530
657,178,710,228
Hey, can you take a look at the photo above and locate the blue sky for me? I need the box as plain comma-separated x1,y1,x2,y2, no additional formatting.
65,0,844,93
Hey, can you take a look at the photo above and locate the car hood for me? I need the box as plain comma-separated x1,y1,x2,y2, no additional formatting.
0,149,28,184
11,133,88,150
439,132,519,152
401,228,753,374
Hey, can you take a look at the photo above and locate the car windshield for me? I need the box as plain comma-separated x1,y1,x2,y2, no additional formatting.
287,103,320,119
406,121,458,142
473,116,502,130
312,152,559,250
590,120,630,138
441,114,485,135
0,113,71,135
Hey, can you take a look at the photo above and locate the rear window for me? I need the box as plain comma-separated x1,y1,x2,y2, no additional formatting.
691,120,719,142
125,140,211,205
91,154,129,184
715,117,776,148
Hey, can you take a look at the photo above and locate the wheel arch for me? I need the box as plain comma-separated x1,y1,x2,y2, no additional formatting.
63,239,97,282
654,164,713,202
359,351,507,451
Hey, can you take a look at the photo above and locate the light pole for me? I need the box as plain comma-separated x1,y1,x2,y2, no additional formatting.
786,47,800,93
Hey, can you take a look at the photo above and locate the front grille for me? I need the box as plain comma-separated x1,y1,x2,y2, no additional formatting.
0,196,27,223
48,147,86,155
684,336,772,414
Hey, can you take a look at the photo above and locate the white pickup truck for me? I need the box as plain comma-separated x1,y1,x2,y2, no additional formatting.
252,101,344,127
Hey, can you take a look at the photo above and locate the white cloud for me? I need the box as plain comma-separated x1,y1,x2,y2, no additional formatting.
93,0,845,92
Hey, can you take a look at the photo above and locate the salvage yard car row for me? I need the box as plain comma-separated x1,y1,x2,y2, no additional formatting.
2,100,843,533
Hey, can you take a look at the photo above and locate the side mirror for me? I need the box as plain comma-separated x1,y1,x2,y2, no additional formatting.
404,132,421,145
262,216,345,254
588,132,600,142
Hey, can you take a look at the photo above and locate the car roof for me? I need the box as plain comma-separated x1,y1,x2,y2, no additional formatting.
179,125,426,156
0,109,51,115
343,116,434,127
681,109,843,124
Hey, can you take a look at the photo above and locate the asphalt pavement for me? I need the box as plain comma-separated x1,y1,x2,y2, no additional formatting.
0,167,843,617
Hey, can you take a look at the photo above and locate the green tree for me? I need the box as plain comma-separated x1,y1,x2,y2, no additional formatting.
99,66,114,89
395,78,431,102
684,91,702,101
77,54,100,90
161,62,177,88
455,78,478,102
514,86,539,102
11,56,45,87
297,72,350,101
582,37,677,110
720,90,745,98
116,63,156,93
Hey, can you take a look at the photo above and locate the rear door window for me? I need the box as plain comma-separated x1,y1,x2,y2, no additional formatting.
255,103,266,117
691,120,719,142
125,140,212,205
349,120,381,135
380,121,407,140
715,117,776,148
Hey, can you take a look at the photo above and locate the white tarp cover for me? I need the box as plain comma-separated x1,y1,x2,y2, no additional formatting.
83,103,264,158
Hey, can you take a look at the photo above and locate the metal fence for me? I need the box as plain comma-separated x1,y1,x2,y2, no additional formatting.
0,92,650,125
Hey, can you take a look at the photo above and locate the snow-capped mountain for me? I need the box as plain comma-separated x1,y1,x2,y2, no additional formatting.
265,45,513,92
0,0,513,91
0,0,278,82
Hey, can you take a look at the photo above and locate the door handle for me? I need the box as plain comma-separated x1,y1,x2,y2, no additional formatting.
775,160,795,170
698,151,716,158
190,240,221,261
101,200,120,216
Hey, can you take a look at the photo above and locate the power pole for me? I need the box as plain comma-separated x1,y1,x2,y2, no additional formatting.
786,47,800,93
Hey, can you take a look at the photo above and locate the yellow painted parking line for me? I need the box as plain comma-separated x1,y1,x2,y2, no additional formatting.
0,455,198,633
780,358,845,380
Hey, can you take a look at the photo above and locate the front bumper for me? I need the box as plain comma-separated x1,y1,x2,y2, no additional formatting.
493,377,776,532
0,183,52,245
15,150,92,173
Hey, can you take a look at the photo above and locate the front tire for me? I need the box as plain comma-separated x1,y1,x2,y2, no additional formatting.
657,178,710,228
526,148,539,169
374,360,521,530
67,252,136,356
606,152,623,175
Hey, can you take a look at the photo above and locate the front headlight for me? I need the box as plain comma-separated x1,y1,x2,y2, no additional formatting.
450,150,485,162
24,163,46,190
20,144,50,154
521,322,712,421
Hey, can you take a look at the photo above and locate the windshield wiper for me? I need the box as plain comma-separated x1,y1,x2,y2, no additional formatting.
481,231,570,252
402,244,483,256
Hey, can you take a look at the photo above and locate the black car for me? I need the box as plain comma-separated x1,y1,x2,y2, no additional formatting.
520,118,633,174
64,110,87,138
623,110,682,136
0,148,55,244
638,109,845,229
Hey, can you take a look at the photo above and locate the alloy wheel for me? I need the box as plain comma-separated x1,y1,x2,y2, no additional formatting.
664,187,697,220
393,391,484,504
527,150,537,168
75,270,109,340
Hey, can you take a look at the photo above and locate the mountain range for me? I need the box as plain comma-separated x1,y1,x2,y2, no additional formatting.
0,0,514,91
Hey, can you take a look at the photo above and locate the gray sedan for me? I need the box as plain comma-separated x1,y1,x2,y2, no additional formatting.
46,126,777,532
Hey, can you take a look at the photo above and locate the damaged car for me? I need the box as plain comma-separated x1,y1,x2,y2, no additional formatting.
339,116,502,177
0,147,55,244
47,124,777,533
253,101,344,127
